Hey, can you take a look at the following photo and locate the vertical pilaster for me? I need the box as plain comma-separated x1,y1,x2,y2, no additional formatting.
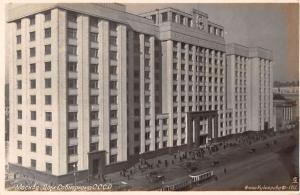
117,24,127,161
98,20,110,164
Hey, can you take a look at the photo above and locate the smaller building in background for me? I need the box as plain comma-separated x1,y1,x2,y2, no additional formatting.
273,81,299,118
273,94,297,132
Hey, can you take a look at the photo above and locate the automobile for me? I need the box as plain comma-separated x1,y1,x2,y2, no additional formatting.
248,148,256,153
211,161,220,167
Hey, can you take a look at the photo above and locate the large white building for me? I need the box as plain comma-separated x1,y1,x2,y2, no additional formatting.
226,44,274,133
6,3,274,184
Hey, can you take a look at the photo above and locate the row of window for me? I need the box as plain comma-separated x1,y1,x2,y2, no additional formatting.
17,125,52,138
17,95,52,105
17,141,52,155
16,11,51,29
17,62,51,74
16,45,51,59
17,78,52,89
17,156,52,173
16,28,51,44
17,110,52,121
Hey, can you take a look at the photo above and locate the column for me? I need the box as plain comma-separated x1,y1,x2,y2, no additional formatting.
208,117,212,139
194,118,200,146
127,30,135,156
117,24,127,161
77,14,90,171
98,20,110,164
214,115,218,139
149,36,156,151
186,115,193,147
139,34,145,153
57,9,68,175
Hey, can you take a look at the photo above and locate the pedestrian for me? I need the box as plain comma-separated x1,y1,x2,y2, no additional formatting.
215,175,218,181
224,168,227,175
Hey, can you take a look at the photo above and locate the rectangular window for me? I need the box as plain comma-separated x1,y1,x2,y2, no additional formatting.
110,37,117,46
17,125,22,134
17,95,22,104
17,156,22,165
45,78,51,88
68,95,77,105
44,11,51,21
17,140,22,149
68,62,77,72
110,125,117,134
68,45,77,55
45,28,51,38
110,139,117,148
17,65,22,74
16,20,21,29
31,143,36,152
110,66,117,75
110,110,117,119
46,145,52,156
46,129,52,138
45,45,51,55
30,79,36,89
90,80,98,89
31,111,36,120
90,64,98,73
110,81,117,89
30,95,36,104
91,111,99,120
68,129,77,138
90,127,99,136
90,142,98,152
31,159,36,169
45,112,52,121
30,63,36,73
46,163,52,173
45,95,52,105
90,17,98,27
17,50,21,59
30,47,36,57
45,61,51,72
90,32,98,42
18,110,22,119
31,127,36,136
17,80,22,89
67,12,77,23
30,32,35,41
68,145,78,155
90,48,98,58
110,95,117,104
68,79,77,88
68,112,77,121
110,51,117,60
16,35,21,44
90,95,98,105
29,16,35,25
110,155,117,163
67,28,77,39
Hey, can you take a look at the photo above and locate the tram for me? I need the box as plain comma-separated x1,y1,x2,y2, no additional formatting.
160,170,214,191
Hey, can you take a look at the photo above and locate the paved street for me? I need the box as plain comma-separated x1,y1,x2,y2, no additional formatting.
5,129,298,191
105,129,298,191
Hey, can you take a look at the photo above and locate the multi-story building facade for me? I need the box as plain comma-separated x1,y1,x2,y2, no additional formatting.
226,43,274,133
273,94,297,132
6,3,273,184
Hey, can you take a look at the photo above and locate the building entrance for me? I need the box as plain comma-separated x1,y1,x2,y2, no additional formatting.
88,151,106,181
187,111,218,147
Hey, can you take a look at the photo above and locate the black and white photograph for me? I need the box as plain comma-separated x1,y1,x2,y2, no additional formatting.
3,1,299,192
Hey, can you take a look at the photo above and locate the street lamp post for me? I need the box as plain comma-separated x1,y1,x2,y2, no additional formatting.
73,163,77,186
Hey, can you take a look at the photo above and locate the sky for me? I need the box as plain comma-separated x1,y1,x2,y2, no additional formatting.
126,3,299,82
